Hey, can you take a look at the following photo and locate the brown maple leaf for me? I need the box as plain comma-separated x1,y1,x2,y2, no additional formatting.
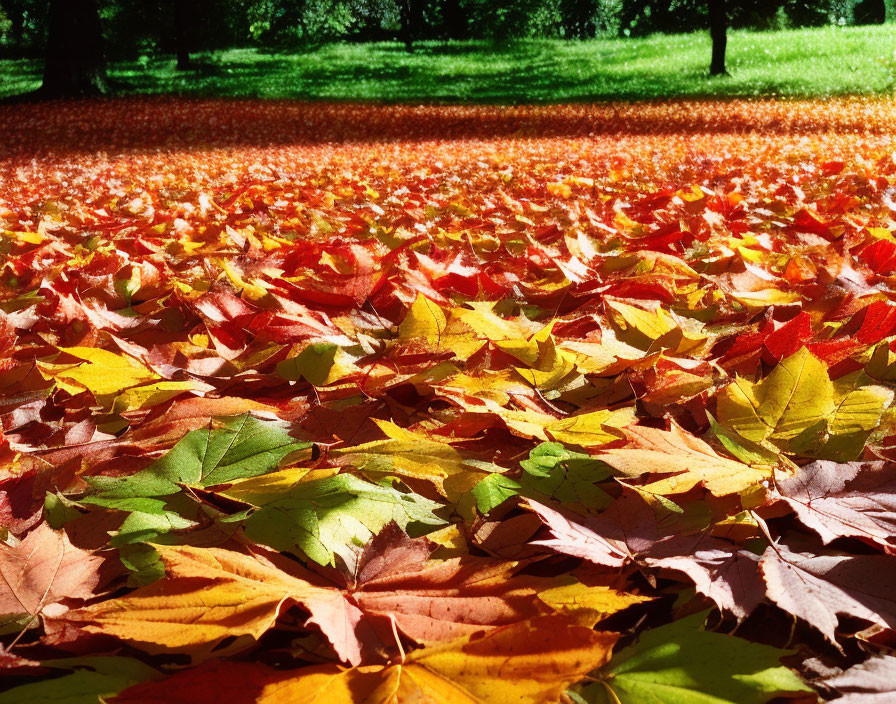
0,522,106,628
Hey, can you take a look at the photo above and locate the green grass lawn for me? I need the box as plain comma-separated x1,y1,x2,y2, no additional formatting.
3,23,896,102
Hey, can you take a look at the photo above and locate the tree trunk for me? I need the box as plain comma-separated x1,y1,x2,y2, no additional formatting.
41,0,108,97
175,1,195,70
399,0,415,52
440,0,466,40
399,0,425,52
708,0,727,76
855,0,886,25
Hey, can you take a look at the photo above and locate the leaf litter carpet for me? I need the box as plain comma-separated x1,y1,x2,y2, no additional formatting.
1,98,896,702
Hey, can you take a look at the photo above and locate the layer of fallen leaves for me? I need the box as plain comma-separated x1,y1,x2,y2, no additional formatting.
1,98,896,702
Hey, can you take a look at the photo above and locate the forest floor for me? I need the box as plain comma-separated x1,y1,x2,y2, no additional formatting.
2,23,896,101
0,98,894,701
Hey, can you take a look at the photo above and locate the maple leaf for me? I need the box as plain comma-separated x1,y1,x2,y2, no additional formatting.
775,460,896,553
582,611,812,703
821,654,896,703
526,493,764,618
222,472,445,567
708,412,779,466
0,522,106,633
110,380,210,415
399,292,447,343
760,542,896,647
0,656,160,704
545,407,635,448
276,342,360,387
112,616,619,704
67,544,369,664
503,331,578,391
605,299,707,354
828,373,893,436
89,413,307,496
453,301,537,343
330,420,475,497
399,295,485,359
600,422,769,496
532,575,651,627
346,522,553,644
82,414,309,544
717,347,835,444
471,472,524,513
37,346,159,402
0,469,47,533
645,535,765,620
787,372,894,461
473,442,615,514
525,499,630,567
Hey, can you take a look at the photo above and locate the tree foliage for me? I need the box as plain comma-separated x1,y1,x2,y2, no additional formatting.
0,0,891,56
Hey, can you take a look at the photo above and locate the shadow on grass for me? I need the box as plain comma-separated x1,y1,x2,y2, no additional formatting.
2,27,894,104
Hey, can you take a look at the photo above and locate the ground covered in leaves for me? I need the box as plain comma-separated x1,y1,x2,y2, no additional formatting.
1,99,895,702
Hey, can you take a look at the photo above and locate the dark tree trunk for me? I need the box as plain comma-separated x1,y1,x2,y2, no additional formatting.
440,0,466,40
399,0,423,52
174,1,195,70
855,0,886,25
708,0,727,76
41,0,108,97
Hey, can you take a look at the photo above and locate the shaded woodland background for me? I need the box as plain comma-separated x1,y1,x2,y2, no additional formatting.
0,0,892,97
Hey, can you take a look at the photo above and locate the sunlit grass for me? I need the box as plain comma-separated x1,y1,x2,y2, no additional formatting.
2,23,895,101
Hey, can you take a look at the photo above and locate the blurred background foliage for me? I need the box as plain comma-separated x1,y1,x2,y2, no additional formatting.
0,0,892,58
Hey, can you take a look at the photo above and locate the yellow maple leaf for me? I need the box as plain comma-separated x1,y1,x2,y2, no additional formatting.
535,578,651,627
546,407,636,447
399,293,447,343
39,347,159,400
717,347,834,443
332,420,473,497
111,380,208,414
400,294,485,359
277,342,359,387
601,422,770,496
250,616,618,704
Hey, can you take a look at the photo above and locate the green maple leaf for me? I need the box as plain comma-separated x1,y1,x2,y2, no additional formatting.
581,612,812,704
0,657,159,704
471,472,523,513
471,442,612,514
235,473,445,566
520,442,613,509
81,414,309,545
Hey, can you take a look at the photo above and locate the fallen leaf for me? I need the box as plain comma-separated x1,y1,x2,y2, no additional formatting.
0,656,159,704
601,422,768,496
822,654,896,703
776,460,896,553
583,611,811,703
68,544,367,664
760,542,896,647
0,522,105,632
224,473,445,567
717,347,835,444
